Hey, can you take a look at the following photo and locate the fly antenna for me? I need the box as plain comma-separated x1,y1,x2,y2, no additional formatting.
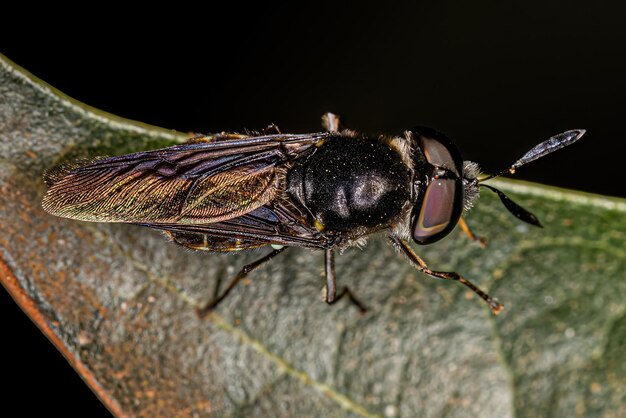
479,129,585,227
481,184,542,227
480,129,586,182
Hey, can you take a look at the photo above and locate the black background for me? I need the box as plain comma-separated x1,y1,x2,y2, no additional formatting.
2,2,625,415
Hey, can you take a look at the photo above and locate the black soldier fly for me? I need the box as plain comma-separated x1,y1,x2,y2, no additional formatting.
42,113,585,315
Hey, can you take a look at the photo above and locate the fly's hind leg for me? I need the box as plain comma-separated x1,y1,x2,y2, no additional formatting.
196,246,287,318
323,249,368,313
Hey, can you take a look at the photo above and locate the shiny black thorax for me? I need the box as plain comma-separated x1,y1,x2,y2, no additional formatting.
287,135,412,236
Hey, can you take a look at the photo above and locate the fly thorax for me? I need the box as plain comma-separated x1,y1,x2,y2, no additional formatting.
288,136,412,233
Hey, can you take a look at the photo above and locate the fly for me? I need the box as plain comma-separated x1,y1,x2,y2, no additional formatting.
42,113,585,315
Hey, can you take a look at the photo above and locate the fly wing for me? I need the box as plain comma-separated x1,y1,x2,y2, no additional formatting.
139,198,331,250
42,133,326,224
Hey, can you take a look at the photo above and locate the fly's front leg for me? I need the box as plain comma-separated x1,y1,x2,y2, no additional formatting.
458,218,487,248
323,249,368,313
389,236,502,315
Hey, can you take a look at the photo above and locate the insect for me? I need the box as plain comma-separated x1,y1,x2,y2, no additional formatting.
42,113,585,315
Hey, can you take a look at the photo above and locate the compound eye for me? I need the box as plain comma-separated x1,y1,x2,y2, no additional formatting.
411,127,463,175
412,178,461,244
420,137,459,175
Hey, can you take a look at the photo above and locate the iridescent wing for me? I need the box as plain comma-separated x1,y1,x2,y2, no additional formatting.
42,133,328,224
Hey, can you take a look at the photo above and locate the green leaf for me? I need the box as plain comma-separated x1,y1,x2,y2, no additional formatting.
1,53,625,418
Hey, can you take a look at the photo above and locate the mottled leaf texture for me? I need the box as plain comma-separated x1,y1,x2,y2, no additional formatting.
1,54,625,418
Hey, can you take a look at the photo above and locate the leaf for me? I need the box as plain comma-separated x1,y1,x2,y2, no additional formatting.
1,53,625,418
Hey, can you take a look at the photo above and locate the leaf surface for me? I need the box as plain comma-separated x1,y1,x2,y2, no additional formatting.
1,54,625,418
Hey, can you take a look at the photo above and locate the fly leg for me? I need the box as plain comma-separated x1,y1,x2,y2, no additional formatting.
389,236,503,315
324,249,368,313
321,112,342,132
197,247,287,317
458,218,487,248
